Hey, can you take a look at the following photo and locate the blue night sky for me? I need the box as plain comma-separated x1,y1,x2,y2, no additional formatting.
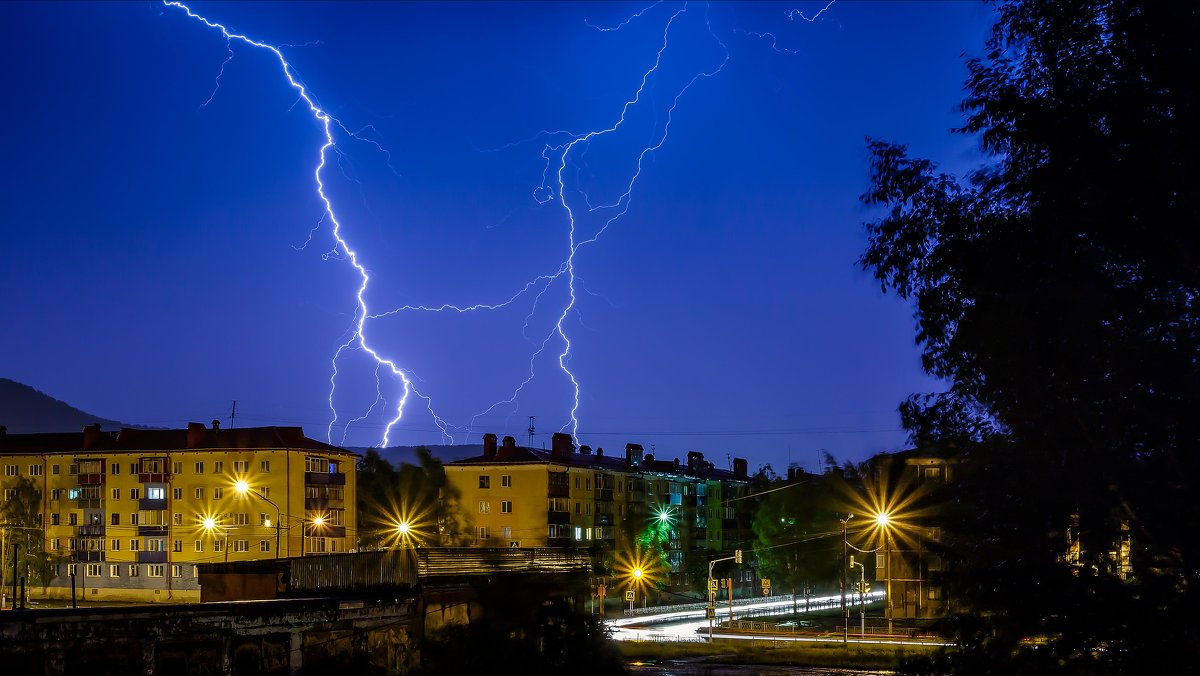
0,1,993,472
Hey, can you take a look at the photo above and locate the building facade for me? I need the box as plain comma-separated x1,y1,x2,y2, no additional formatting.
0,421,357,603
444,432,756,590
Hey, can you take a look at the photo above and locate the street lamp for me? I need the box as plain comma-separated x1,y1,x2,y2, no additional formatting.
839,514,853,643
875,511,893,634
302,515,326,556
202,517,230,563
234,480,281,559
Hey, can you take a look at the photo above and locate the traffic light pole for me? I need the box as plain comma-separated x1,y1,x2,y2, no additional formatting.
706,549,742,643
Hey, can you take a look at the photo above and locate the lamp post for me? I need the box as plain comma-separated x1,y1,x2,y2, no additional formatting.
302,515,326,556
234,480,281,559
875,512,893,635
202,517,230,563
706,549,741,643
839,514,853,644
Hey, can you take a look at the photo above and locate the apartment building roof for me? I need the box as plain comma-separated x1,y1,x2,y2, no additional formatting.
0,421,351,456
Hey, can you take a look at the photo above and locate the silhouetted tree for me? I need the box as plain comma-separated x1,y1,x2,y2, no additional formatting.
860,1,1200,672
356,448,470,548
1,476,58,589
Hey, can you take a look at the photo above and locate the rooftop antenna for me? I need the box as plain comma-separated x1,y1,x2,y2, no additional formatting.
527,416,535,448
230,400,237,430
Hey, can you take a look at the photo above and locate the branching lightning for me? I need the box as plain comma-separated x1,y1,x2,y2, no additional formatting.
164,1,740,449
164,0,438,447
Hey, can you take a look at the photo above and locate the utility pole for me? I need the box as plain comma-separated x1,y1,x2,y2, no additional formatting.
230,400,237,429
527,416,535,448
707,549,741,643
839,514,853,643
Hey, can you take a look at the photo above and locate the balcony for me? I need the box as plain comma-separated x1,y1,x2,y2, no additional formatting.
548,482,570,498
138,497,167,511
138,525,168,536
308,525,347,539
77,524,105,537
596,488,614,502
76,473,105,485
305,471,346,486
71,551,105,563
74,499,102,510
138,472,167,484
137,551,168,564
547,510,570,525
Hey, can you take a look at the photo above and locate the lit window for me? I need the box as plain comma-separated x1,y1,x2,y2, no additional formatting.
502,526,513,539
148,487,165,500
573,527,582,541
479,501,491,514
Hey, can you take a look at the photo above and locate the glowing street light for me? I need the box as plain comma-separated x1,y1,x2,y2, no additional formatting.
396,521,411,536
233,480,281,559
202,516,230,563
875,511,894,634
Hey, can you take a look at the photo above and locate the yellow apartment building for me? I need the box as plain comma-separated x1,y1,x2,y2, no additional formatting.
445,432,755,590
0,421,357,603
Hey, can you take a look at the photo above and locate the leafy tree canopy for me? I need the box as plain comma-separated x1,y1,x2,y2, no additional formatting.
860,1,1200,672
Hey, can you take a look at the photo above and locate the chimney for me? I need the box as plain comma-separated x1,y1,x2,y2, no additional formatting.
787,467,797,481
579,445,592,455
596,447,604,458
624,443,643,468
212,419,221,431
483,433,498,459
551,432,574,462
187,422,206,449
82,423,102,450
687,451,704,471
502,435,516,450
733,457,748,479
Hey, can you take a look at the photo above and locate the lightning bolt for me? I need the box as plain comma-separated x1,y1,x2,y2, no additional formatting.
163,1,438,448
786,1,837,23
165,1,734,448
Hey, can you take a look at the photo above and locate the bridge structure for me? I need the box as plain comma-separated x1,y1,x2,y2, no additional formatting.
0,547,593,675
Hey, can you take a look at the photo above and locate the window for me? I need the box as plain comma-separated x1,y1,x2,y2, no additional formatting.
51,538,60,551
575,502,580,515
195,462,204,474
148,539,166,552
234,540,249,552
85,563,102,577
4,465,16,476
111,463,119,475
172,565,182,578
261,487,269,498
479,475,490,489
586,503,592,515
29,464,42,476
548,524,570,539
923,466,943,481
130,488,140,500
195,540,203,552
173,513,182,526
586,527,592,540
67,563,77,577
195,487,204,500
213,487,223,500
130,539,140,551
173,462,182,474
574,527,583,541
173,488,182,500
502,526,513,539
111,488,120,500
51,488,62,501
260,540,271,553
478,501,491,514
52,513,60,526
214,461,224,474
111,513,120,526
52,464,60,475
110,539,120,551
234,461,249,473
260,460,270,472
501,474,512,487
69,513,78,526
129,565,139,577
109,564,120,578
234,513,249,526
149,565,164,578
147,487,165,500
172,540,182,552
213,540,223,553
259,513,269,526
575,476,580,489
69,464,78,475
549,498,568,512
478,526,490,539
131,513,139,525
501,500,512,514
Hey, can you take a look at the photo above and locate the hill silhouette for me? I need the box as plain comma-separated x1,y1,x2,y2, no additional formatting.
0,378,153,433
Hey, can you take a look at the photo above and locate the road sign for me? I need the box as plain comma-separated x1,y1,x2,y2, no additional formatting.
625,590,635,601
708,579,718,592
761,578,771,589
708,591,716,605
762,588,770,596
735,549,742,564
